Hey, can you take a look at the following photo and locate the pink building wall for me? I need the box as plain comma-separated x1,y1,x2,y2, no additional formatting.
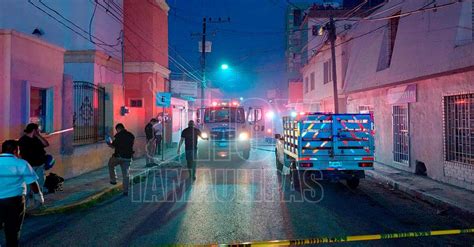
0,29,65,140
123,0,170,142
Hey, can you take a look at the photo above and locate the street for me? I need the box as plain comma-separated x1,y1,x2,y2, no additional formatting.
14,148,474,246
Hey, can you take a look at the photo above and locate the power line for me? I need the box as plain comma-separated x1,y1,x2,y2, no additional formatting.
93,0,203,83
311,0,460,55
38,0,121,49
27,0,120,57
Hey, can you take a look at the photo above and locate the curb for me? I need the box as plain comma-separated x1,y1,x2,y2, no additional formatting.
29,153,181,216
366,170,474,215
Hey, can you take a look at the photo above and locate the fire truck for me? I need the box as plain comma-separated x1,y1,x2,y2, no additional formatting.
197,101,251,160
275,112,375,188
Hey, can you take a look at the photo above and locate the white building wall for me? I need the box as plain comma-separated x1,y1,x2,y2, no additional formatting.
343,0,474,93
302,0,474,190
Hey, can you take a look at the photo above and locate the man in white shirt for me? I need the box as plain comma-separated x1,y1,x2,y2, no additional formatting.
0,140,44,247
153,119,163,155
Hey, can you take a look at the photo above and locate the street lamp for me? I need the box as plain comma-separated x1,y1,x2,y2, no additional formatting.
220,64,229,70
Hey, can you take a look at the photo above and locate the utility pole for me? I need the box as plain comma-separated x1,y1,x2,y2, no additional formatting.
328,16,339,114
200,17,207,110
193,17,230,110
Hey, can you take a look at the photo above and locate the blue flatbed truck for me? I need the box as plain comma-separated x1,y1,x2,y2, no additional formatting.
275,113,375,189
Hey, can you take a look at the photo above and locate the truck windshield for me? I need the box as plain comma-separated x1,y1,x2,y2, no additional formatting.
204,107,245,123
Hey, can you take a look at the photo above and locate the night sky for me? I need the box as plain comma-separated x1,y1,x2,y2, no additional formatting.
168,0,293,98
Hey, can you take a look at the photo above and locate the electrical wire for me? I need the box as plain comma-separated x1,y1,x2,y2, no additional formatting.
27,0,120,57
89,1,121,47
38,0,121,49
94,0,203,82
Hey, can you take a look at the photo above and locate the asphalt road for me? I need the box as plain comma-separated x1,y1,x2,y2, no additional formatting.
5,148,474,246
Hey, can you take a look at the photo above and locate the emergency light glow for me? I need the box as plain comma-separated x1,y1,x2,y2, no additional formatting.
212,102,218,106
232,101,239,106
290,111,298,118
266,111,275,119
299,112,306,115
239,132,249,140
267,128,272,133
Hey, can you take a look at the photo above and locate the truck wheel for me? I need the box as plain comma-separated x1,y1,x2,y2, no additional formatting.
242,150,250,160
346,177,360,189
290,162,301,189
275,149,283,171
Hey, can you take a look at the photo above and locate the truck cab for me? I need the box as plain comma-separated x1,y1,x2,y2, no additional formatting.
197,102,251,160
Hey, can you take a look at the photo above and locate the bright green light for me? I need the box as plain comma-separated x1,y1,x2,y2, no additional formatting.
221,64,229,70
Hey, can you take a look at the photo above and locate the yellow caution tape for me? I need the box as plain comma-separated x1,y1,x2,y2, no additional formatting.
213,228,474,246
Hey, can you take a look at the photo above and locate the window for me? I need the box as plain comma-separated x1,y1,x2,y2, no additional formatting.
304,77,309,93
30,87,46,132
310,72,315,91
293,9,302,27
323,59,332,84
377,11,400,71
393,104,410,165
130,99,143,108
444,93,474,165
204,107,245,123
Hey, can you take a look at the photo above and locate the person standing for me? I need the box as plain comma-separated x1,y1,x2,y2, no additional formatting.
0,140,44,247
153,119,163,155
177,120,207,181
107,123,135,196
145,118,158,166
18,123,49,193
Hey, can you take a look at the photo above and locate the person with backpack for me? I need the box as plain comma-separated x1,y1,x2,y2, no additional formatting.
145,118,158,166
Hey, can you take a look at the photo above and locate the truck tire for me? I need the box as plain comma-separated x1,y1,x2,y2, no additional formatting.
275,149,283,171
290,162,302,189
242,150,250,160
346,177,360,189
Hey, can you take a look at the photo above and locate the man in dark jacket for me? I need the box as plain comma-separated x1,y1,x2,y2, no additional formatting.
177,120,207,181
18,123,49,194
145,118,158,166
107,123,134,196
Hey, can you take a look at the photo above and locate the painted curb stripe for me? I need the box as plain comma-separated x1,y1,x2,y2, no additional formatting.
215,228,474,246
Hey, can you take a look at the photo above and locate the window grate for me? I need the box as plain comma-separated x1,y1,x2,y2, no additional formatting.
444,93,474,165
393,105,409,165
73,81,106,145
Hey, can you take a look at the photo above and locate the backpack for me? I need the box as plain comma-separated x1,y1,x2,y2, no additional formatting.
145,123,154,140
44,173,64,193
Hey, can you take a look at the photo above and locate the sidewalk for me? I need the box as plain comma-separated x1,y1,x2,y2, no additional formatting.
28,146,181,216
366,163,474,215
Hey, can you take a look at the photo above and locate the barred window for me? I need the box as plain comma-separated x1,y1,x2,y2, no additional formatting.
393,104,409,165
323,59,332,84
444,93,474,165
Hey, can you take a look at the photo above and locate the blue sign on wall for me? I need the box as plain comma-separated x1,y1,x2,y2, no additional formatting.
156,92,171,107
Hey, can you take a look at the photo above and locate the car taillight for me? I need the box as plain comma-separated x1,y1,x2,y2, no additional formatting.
300,163,313,167
358,162,373,167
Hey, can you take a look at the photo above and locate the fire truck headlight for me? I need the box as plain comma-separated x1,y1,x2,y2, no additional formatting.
266,111,275,119
201,132,208,139
239,132,249,141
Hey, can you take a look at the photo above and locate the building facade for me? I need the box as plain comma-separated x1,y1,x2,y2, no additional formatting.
301,0,474,190
0,0,170,178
